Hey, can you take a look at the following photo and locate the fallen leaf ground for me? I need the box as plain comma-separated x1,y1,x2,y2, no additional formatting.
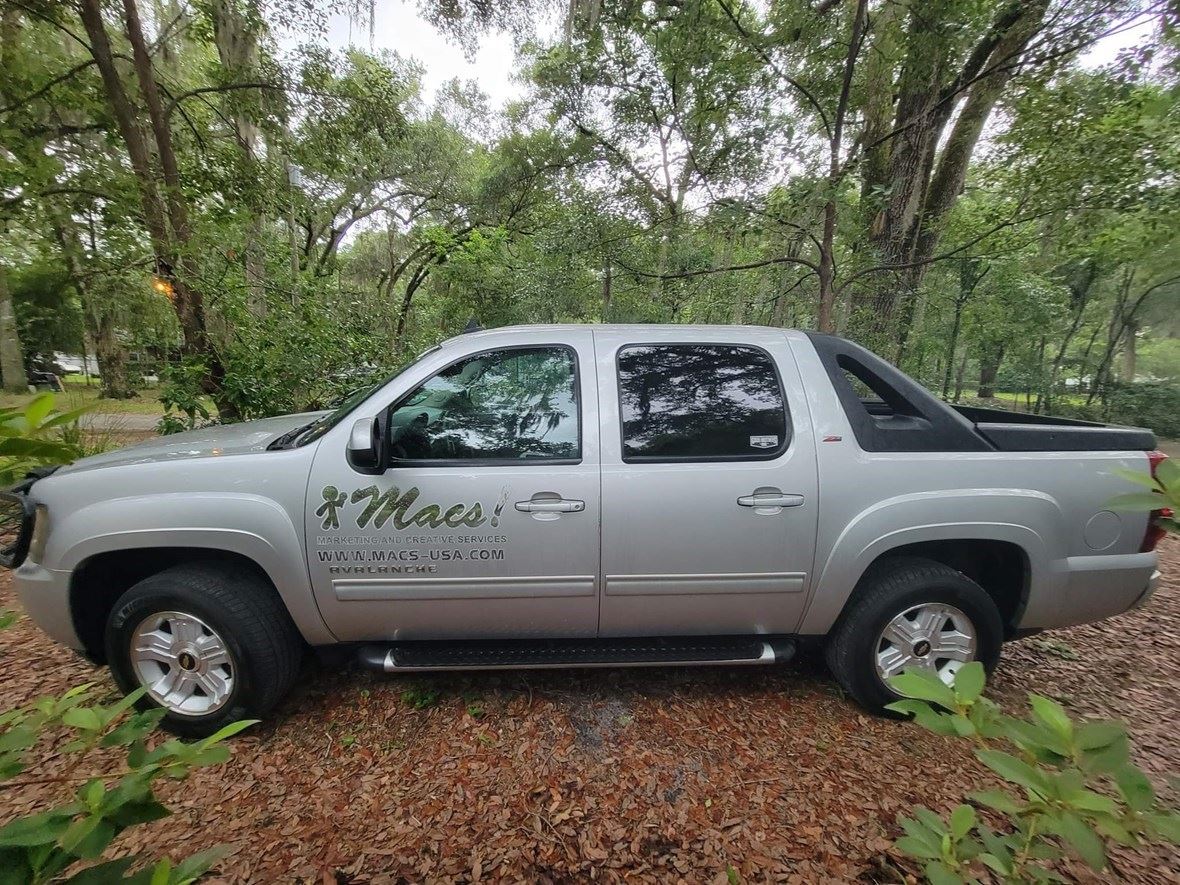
1,541,1177,883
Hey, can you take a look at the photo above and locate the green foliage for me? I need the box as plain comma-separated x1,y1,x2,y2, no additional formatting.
0,394,89,485
9,262,85,369
0,443,251,882
0,680,254,884
401,685,441,710
212,290,393,420
887,663,1179,883
1104,382,1180,439
156,360,211,435
2,0,1177,428
1109,457,1180,535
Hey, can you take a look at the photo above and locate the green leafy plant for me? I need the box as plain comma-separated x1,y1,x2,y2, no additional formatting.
0,412,247,883
0,393,90,485
401,685,440,710
1109,457,1180,535
887,664,1178,883
0,677,255,884
156,359,211,435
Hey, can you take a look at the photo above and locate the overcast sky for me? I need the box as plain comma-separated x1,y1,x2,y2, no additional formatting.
323,2,530,108
319,1,1158,109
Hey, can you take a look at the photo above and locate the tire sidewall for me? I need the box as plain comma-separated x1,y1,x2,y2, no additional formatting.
105,579,257,738
841,571,1003,713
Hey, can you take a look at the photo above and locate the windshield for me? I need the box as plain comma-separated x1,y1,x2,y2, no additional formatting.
269,346,442,450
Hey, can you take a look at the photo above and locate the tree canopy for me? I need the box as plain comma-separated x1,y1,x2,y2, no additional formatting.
0,0,1176,429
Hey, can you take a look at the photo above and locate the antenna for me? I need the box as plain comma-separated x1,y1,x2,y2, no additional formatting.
463,318,483,334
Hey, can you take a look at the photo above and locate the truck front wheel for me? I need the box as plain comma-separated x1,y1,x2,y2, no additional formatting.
825,556,1003,714
104,562,304,737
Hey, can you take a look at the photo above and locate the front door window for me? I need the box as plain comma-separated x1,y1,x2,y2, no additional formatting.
389,347,580,463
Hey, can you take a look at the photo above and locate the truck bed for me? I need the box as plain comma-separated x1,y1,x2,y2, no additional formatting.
805,332,1156,454
952,404,1156,453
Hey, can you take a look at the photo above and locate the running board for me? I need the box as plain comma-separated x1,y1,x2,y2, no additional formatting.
357,637,795,673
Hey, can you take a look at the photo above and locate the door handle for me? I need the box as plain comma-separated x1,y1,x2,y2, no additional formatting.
737,493,804,508
515,498,585,513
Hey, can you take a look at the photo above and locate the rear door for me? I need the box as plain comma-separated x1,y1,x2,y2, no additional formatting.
305,329,600,641
595,328,819,636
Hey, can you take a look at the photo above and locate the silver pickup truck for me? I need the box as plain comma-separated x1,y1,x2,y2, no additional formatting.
2,325,1166,736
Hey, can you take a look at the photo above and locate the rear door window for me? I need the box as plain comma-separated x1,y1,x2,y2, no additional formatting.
616,344,789,461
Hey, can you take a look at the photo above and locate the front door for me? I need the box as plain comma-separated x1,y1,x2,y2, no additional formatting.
595,329,819,637
306,331,600,641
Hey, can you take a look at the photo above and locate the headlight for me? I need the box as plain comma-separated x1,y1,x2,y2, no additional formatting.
28,505,49,564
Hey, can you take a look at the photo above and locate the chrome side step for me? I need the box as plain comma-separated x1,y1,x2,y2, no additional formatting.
357,637,794,673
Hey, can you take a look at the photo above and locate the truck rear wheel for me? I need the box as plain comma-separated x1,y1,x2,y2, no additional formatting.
104,562,303,738
825,556,1003,714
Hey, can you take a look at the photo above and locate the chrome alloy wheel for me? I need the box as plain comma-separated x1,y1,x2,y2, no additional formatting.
874,603,977,686
130,611,235,716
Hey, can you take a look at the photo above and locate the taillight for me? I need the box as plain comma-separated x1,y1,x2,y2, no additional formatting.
1142,450,1172,553
1148,450,1169,475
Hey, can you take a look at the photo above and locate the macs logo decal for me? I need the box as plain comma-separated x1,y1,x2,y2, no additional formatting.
316,485,509,531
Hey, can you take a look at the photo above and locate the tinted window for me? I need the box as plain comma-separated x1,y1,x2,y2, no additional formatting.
389,347,579,462
617,344,789,460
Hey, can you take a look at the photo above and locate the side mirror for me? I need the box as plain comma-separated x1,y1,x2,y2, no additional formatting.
346,415,387,474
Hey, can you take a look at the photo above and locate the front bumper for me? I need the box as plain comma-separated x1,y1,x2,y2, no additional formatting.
13,561,83,650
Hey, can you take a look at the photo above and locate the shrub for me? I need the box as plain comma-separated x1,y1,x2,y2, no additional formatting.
1104,381,1180,438
156,359,212,435
0,392,248,883
0,682,253,883
0,394,89,485
888,664,1179,883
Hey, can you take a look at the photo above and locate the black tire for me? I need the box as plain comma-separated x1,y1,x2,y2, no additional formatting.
105,562,304,738
824,556,1003,714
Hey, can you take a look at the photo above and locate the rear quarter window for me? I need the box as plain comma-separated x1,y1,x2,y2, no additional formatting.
616,343,789,462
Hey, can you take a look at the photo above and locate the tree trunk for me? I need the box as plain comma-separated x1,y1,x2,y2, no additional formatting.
53,214,135,398
856,1,1047,333
210,0,266,316
908,1,1049,281
1043,262,1099,412
977,343,1004,399
941,260,986,396
1120,320,1137,382
952,350,969,403
1033,335,1047,413
393,262,434,355
79,0,233,417
818,0,866,334
120,0,207,349
1086,276,1158,407
601,253,612,322
816,201,837,333
858,0,904,215
0,11,31,393
942,305,964,399
0,261,27,393
93,312,133,399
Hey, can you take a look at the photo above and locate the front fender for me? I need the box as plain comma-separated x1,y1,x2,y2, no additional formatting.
797,489,1064,635
49,493,334,646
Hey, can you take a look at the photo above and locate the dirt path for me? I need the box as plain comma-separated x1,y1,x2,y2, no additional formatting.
1,542,1176,883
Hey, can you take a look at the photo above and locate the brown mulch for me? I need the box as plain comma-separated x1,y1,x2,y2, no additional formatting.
1,541,1177,884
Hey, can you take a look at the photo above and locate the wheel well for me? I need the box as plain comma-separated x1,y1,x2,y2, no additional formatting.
864,539,1029,636
70,548,277,662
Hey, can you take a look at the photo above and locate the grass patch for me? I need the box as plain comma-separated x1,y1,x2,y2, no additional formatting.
0,381,212,418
